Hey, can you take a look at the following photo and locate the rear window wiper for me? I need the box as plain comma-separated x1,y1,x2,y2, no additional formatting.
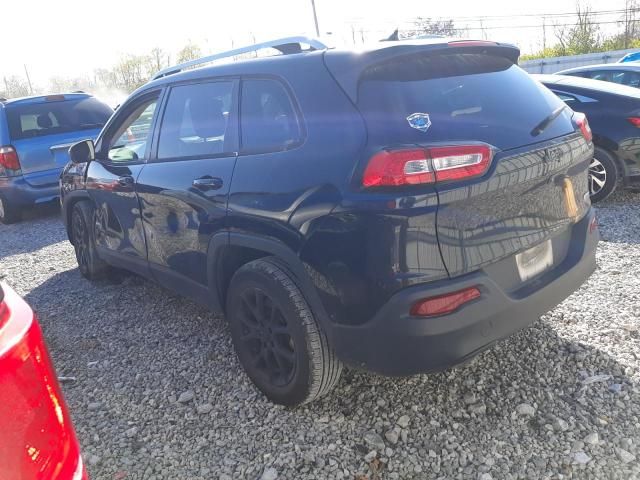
530,105,567,137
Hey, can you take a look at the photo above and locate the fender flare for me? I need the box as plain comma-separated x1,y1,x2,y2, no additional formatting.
206,232,334,338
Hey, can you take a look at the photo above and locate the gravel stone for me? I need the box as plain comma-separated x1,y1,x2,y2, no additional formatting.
2,192,640,479
363,431,385,451
573,451,591,464
177,390,194,403
515,403,536,416
396,415,410,428
615,448,636,464
259,467,278,480
196,403,213,415
384,429,399,445
583,432,599,445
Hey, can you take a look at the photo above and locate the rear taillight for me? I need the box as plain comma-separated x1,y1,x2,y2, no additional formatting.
0,146,21,172
362,145,492,188
573,113,592,143
410,286,481,317
627,117,640,127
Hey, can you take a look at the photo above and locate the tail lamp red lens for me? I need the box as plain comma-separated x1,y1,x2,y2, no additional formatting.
627,117,640,127
410,286,481,317
362,145,492,188
573,113,592,143
0,146,20,171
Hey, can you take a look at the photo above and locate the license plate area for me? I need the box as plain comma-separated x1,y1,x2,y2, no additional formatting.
516,239,553,282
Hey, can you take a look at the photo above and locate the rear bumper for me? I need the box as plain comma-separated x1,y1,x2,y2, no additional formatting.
0,172,60,207
330,208,598,376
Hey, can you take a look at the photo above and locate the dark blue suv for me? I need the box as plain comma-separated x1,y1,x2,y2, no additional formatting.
0,93,112,223
60,37,598,405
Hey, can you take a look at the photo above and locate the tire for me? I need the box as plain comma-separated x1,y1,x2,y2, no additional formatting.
0,195,21,224
589,147,618,203
226,258,342,406
71,201,110,280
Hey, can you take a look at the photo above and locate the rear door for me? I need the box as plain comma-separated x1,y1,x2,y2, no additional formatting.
356,52,591,279
136,79,238,301
5,96,112,186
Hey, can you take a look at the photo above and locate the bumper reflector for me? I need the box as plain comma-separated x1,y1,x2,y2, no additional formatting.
410,286,481,317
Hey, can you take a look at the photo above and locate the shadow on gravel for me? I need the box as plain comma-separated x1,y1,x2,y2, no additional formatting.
27,265,639,479
0,202,67,260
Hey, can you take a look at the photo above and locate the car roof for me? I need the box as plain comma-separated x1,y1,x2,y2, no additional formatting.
556,63,640,74
0,92,92,108
135,37,519,104
533,73,640,99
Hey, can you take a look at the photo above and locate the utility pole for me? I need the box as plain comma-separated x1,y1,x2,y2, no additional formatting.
542,16,547,51
310,0,320,37
23,65,33,95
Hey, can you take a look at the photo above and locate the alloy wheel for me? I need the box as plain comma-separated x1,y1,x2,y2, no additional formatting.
589,158,607,196
237,288,296,387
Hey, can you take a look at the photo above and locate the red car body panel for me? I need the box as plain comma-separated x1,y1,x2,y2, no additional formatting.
0,282,87,480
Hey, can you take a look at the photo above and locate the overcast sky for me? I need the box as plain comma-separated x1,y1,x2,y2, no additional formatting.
0,0,629,87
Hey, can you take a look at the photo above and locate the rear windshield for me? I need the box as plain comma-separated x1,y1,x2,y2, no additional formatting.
6,97,113,141
358,53,575,150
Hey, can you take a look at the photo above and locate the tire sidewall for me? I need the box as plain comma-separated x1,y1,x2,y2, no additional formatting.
72,202,106,279
227,263,314,406
0,194,18,224
590,147,618,203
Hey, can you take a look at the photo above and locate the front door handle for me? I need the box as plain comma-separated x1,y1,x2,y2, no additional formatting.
117,175,134,189
192,176,223,191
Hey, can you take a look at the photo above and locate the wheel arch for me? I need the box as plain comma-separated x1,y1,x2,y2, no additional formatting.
62,191,94,245
207,232,333,335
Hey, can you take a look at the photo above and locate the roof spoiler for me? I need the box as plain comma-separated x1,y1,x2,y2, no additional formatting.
324,40,520,103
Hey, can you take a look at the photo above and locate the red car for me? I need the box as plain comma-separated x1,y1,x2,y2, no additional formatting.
0,282,87,479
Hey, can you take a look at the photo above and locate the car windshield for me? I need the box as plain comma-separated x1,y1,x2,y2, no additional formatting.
6,97,113,141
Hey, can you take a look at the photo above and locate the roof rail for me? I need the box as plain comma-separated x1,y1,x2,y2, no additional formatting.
153,36,328,80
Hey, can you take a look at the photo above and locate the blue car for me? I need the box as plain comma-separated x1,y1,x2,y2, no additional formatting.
0,93,112,223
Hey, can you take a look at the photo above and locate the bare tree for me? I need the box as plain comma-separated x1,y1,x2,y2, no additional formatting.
1,76,30,99
404,17,458,38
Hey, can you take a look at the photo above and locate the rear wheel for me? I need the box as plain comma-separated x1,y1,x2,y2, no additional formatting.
226,258,342,406
71,201,110,280
0,196,20,224
589,147,618,203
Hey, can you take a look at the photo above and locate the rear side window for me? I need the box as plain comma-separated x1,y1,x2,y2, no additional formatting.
6,97,113,141
585,70,612,82
158,82,234,159
240,79,301,153
357,53,574,151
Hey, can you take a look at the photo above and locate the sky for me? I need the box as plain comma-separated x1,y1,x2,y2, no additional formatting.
0,0,630,88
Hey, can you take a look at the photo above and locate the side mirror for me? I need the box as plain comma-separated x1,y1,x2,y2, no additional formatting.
69,139,95,164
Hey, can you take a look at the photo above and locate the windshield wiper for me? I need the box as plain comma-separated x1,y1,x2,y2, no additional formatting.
530,105,567,137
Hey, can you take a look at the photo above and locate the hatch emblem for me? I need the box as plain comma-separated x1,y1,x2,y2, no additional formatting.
406,113,432,133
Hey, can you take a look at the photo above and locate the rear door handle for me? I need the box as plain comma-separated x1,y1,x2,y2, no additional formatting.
192,176,223,191
117,175,134,189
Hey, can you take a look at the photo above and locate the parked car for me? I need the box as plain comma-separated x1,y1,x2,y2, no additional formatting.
0,93,112,223
534,73,640,201
60,37,598,406
556,63,640,88
618,51,640,63
0,281,87,479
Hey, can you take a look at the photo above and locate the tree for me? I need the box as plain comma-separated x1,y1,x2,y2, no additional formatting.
405,17,458,38
554,3,602,55
177,43,202,63
1,76,30,99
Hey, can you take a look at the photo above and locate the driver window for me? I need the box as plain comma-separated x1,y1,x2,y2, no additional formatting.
108,99,158,162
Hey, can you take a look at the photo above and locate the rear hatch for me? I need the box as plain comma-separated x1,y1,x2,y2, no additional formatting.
329,42,592,282
5,95,112,186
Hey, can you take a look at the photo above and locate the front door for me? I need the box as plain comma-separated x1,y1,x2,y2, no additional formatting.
86,91,161,276
135,80,238,304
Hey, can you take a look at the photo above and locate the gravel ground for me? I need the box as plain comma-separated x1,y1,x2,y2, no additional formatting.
1,191,639,480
